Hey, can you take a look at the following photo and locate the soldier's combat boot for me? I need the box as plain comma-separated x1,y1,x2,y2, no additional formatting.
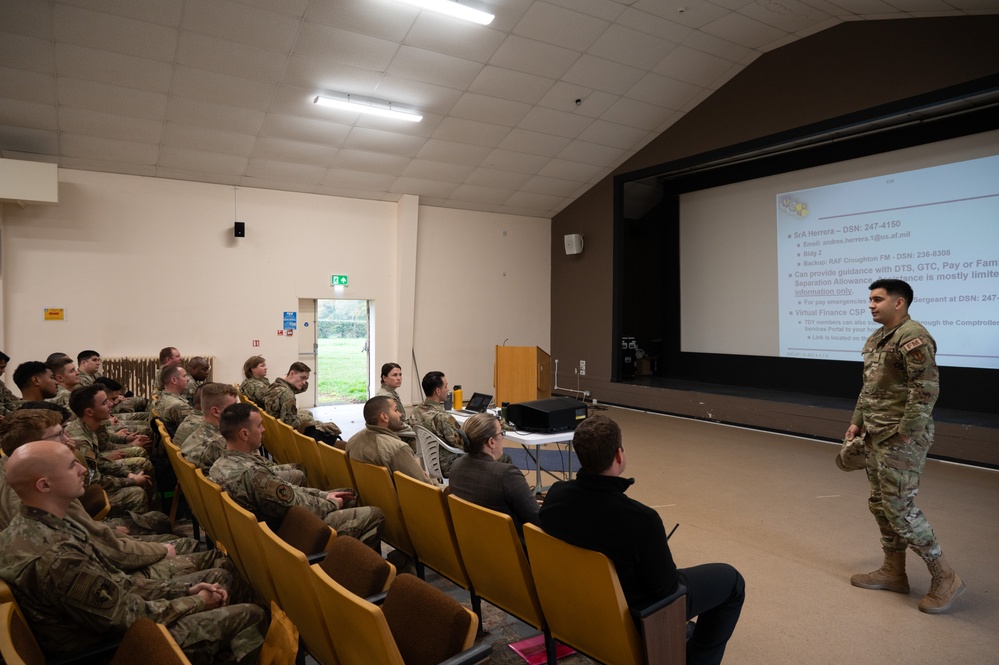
850,548,909,593
918,554,966,614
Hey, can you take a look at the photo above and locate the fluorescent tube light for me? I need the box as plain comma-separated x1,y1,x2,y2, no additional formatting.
396,0,494,25
314,94,423,123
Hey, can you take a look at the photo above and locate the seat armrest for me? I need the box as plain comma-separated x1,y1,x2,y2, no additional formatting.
638,584,687,665
436,642,492,665
306,551,328,564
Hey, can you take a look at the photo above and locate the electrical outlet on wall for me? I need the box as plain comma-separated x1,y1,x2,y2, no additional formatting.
579,360,586,376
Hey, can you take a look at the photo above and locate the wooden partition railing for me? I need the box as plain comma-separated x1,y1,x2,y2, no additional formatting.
101,356,214,397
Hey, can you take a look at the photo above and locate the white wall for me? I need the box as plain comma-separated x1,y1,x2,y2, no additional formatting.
0,169,551,404
413,206,552,403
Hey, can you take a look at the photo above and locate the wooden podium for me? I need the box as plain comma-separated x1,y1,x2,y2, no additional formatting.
494,346,551,406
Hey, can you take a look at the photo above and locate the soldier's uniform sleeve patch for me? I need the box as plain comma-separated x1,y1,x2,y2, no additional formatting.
67,572,119,611
909,349,926,364
275,483,294,502
902,337,924,353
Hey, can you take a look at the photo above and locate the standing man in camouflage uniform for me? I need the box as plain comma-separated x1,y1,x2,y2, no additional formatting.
264,362,341,445
0,439,266,663
409,371,464,476
153,365,193,435
211,402,384,550
846,278,964,614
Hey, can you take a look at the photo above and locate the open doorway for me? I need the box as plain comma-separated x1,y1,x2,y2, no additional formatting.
315,299,370,405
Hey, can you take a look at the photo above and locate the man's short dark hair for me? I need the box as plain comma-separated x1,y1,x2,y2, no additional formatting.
45,357,73,378
94,376,123,392
421,371,445,397
0,351,10,363
78,349,100,364
572,415,622,474
12,362,47,390
159,347,178,364
69,384,104,419
288,362,311,374
869,278,913,306
17,401,72,425
220,402,258,441
45,352,70,364
363,395,394,425
160,364,184,385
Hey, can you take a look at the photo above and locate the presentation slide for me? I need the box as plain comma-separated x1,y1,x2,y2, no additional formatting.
777,154,999,369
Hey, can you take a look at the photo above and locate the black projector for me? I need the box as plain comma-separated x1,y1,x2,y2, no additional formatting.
506,397,588,434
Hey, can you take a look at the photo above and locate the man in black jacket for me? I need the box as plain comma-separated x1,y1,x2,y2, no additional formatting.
539,415,745,665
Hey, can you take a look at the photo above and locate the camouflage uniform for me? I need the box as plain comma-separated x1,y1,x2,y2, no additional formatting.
345,424,430,484
376,384,408,422
153,391,193,434
0,506,265,664
181,421,226,473
240,376,270,407
182,378,205,408
263,378,315,430
77,371,102,388
1,379,22,416
47,383,73,408
851,316,941,560
0,458,222,580
66,419,153,516
210,449,384,549
410,399,464,476
174,410,204,446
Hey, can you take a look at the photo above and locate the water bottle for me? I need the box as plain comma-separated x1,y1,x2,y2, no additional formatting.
453,385,463,411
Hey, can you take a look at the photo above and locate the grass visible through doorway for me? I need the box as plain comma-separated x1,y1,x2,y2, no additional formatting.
317,338,367,405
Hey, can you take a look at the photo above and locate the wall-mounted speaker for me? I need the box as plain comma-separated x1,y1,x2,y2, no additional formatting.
564,233,584,255
234,221,245,238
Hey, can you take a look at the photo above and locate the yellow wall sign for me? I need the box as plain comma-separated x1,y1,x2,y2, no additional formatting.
44,308,65,321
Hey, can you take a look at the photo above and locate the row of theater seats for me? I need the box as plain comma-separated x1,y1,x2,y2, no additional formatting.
157,416,491,665
242,401,689,665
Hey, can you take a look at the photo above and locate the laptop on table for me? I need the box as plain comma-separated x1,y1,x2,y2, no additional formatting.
457,392,492,415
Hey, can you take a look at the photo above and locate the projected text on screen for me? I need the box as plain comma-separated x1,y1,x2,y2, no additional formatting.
777,154,999,369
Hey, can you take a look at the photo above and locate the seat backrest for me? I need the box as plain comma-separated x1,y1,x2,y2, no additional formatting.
275,421,303,466
446,494,545,631
310,564,404,665
257,523,340,665
381,574,477,665
0,580,13,605
0,601,45,665
172,453,212,538
276,505,336,556
349,460,414,557
317,442,356,491
258,601,300,665
290,428,326,487
413,426,446,483
260,412,286,463
393,472,471,590
193,468,234,554
319,535,396,598
219,492,280,606
522,524,644,665
109,618,190,665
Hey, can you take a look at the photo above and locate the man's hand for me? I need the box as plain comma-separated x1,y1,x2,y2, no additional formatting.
190,582,228,609
127,433,151,447
845,424,861,440
128,472,152,488
326,491,355,508
106,450,127,461
115,525,131,535
163,543,177,559
109,416,121,426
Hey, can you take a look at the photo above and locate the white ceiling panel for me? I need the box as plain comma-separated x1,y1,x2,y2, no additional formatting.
1,1,991,219
53,4,178,62
513,2,610,51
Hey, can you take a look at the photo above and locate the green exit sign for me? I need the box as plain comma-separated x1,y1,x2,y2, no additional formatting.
331,274,349,286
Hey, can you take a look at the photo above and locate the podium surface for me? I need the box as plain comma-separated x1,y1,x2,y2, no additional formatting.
494,346,551,406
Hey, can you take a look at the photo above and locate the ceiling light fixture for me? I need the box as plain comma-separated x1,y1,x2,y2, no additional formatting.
396,0,494,25
314,94,423,123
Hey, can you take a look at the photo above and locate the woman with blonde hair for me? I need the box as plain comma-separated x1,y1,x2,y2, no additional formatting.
240,356,269,407
450,413,539,535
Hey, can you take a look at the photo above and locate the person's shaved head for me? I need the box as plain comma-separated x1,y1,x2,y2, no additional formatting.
6,440,75,496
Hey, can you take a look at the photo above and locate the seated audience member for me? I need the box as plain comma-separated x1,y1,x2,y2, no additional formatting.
45,357,80,408
240,355,270,407
153,365,192,434
181,383,238,472
93,377,153,433
409,371,465,476
173,383,205,446
211,402,383,550
0,409,222,578
263,362,341,444
92,371,150,414
0,439,266,663
450,413,540,536
1,351,21,417
76,349,103,387
12,361,59,402
155,346,183,389
375,362,416,440
183,356,211,406
67,385,156,517
345,396,430,484
540,415,745,665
